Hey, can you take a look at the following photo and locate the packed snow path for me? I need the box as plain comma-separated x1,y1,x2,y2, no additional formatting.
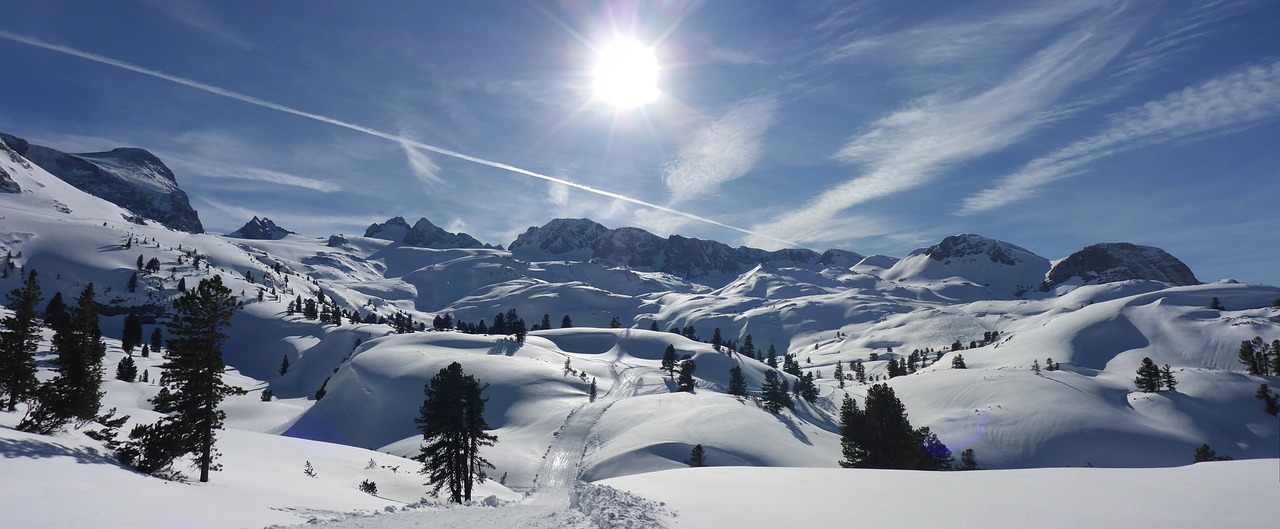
530,361,643,507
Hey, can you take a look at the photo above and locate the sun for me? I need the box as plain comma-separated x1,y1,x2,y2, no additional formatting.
593,38,659,109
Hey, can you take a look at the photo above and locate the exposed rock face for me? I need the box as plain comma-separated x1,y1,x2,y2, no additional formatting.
0,132,204,232
1043,243,1200,289
363,216,495,249
227,216,295,240
924,234,1024,266
818,249,866,268
509,218,827,279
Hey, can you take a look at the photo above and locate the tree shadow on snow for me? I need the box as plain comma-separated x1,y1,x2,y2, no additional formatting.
0,434,122,466
487,340,521,356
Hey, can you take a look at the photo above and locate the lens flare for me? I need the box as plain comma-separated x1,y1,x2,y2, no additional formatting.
593,38,659,108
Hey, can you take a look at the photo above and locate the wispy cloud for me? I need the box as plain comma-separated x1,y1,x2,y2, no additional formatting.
662,95,778,204
140,0,254,50
960,59,1280,214
745,16,1135,248
165,155,343,193
547,181,569,206
399,141,444,188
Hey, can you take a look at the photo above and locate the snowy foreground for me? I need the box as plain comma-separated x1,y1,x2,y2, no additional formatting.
2,411,1275,529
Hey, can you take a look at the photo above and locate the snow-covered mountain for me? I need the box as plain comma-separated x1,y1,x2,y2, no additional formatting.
510,218,823,282
1043,242,1200,290
364,216,497,249
0,132,204,233
226,215,295,240
2,133,1278,527
882,234,1051,299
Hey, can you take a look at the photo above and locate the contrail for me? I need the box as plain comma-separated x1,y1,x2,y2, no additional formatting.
0,29,803,248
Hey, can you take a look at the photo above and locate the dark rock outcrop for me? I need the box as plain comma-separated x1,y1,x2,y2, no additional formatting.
1043,243,1200,290
227,216,295,240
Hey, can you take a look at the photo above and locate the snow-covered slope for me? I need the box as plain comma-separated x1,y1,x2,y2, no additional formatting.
883,234,1051,299
1,132,203,232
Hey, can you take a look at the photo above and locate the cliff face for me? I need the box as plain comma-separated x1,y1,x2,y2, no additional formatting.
0,132,204,232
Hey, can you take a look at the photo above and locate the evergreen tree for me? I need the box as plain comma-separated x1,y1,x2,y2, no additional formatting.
958,448,979,470
0,269,42,411
1134,357,1161,392
414,362,497,503
137,254,145,270
116,355,138,382
838,394,865,468
661,345,678,378
915,427,955,470
681,325,698,341
588,378,598,402
43,291,69,332
842,384,923,469
1031,359,1041,375
648,321,660,332
1192,443,1231,463
121,276,245,482
561,315,573,328
1237,337,1274,376
834,360,846,389
122,312,143,353
177,277,187,292
609,317,621,328
140,344,150,358
1256,384,1279,416
677,359,697,392
150,327,163,355
765,346,778,368
540,314,551,330
740,335,756,359
1159,364,1177,392
797,372,819,403
19,283,106,433
1210,297,1224,310
727,365,748,397
279,355,290,377
686,444,707,467
760,370,791,413
711,328,723,351
951,354,967,369
127,271,138,293
854,359,867,384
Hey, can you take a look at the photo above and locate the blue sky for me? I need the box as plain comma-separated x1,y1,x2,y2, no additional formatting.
1,0,1278,284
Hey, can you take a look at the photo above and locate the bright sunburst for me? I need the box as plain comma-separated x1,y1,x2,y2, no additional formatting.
593,38,659,109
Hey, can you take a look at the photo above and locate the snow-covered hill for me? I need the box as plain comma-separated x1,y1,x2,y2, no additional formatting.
2,134,1279,527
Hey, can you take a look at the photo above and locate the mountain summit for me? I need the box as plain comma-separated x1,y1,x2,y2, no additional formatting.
364,216,497,249
0,132,204,233
227,216,296,240
1043,242,1200,290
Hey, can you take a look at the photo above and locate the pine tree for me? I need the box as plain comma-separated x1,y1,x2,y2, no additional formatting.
140,344,150,358
648,321,659,331
838,394,866,468
765,346,778,368
661,345,678,378
727,365,748,397
1210,297,1224,311
43,291,69,332
915,426,954,470
711,328,723,351
127,271,138,293
116,355,138,382
797,372,818,403
741,335,756,359
560,315,573,328
19,283,105,433
279,355,290,376
686,444,707,467
854,359,866,384
150,327,163,355
0,269,42,411
843,383,925,469
833,360,846,389
120,276,244,481
761,370,791,413
951,354,967,369
414,362,497,503
1159,364,1177,392
588,377,598,401
677,359,697,392
958,448,979,470
122,312,143,353
1134,357,1161,392
1031,359,1041,375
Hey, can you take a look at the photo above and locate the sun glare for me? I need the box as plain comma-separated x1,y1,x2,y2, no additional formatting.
593,38,659,109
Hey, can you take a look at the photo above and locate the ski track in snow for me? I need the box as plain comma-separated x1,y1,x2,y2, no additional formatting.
301,337,668,528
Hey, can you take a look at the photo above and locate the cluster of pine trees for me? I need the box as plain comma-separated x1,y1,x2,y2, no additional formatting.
1133,357,1177,393
838,384,959,470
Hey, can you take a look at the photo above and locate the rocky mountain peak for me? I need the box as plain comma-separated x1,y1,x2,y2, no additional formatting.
364,216,494,249
923,234,1030,266
0,132,203,233
1043,243,1200,290
227,216,295,240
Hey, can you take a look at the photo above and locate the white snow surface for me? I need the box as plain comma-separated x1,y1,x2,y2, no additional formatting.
2,142,1280,527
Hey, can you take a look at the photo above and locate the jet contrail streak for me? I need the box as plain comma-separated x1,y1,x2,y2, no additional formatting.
0,29,803,248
